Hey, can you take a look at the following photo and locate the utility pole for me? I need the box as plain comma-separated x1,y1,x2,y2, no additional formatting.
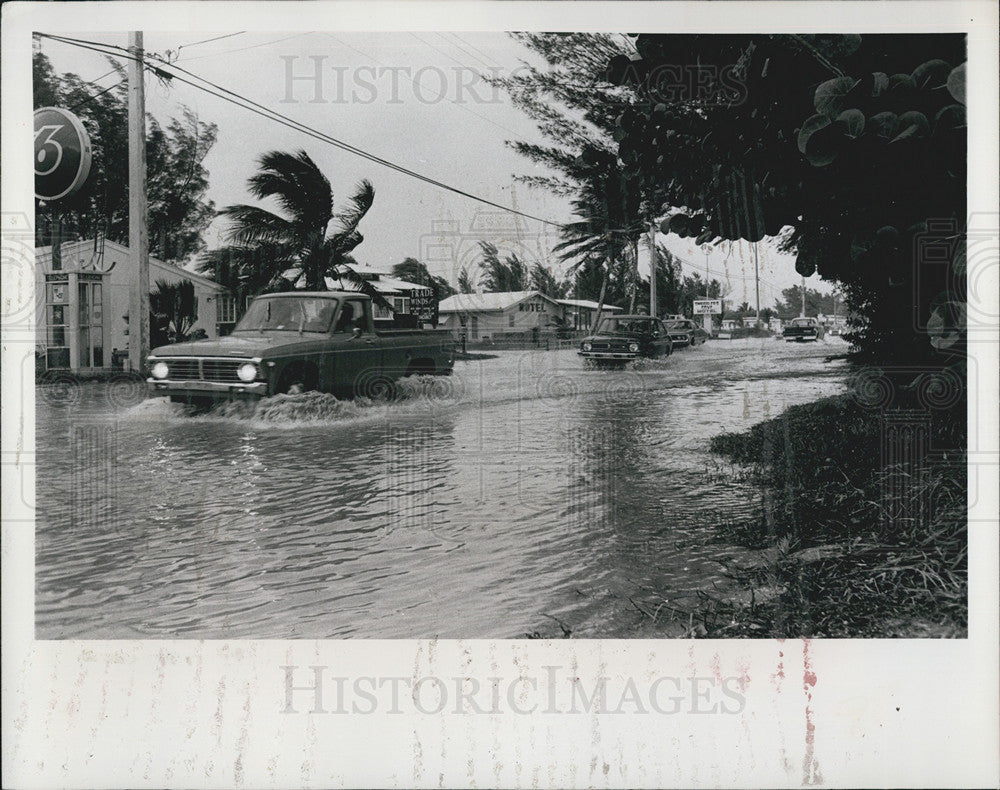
702,243,713,335
127,31,150,374
800,275,807,317
648,223,657,318
752,241,761,329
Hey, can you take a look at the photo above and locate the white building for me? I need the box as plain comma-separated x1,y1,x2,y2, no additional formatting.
556,299,623,332
35,238,226,373
437,291,565,341
324,265,435,325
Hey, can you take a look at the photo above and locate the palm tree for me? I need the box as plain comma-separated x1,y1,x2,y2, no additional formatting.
197,150,389,308
149,279,198,345
457,267,477,294
478,241,529,292
553,146,644,319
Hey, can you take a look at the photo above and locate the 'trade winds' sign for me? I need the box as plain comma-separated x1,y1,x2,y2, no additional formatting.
693,299,723,315
34,107,93,201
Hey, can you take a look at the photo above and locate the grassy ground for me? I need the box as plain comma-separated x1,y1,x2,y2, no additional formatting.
691,392,967,638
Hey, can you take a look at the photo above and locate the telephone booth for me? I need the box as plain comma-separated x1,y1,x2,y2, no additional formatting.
43,267,110,373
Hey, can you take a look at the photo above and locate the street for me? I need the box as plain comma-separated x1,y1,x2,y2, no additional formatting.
35,337,848,639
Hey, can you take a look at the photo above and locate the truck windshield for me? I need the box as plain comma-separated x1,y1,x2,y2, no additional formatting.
234,297,337,333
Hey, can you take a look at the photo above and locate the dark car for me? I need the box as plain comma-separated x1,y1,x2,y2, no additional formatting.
662,318,710,348
579,315,673,366
782,316,825,342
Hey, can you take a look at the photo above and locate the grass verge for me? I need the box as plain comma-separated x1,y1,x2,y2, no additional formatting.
691,393,967,638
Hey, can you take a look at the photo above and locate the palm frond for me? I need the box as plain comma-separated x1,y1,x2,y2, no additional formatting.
221,205,295,246
333,179,375,235
248,149,333,230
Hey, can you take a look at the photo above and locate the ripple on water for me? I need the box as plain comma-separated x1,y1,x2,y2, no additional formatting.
36,343,847,638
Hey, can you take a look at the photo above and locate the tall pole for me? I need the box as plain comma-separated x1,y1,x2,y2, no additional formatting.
127,31,150,373
702,244,713,335
752,241,761,329
800,275,806,317
648,223,657,318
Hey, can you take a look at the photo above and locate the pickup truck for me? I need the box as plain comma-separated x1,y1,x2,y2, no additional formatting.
147,291,455,404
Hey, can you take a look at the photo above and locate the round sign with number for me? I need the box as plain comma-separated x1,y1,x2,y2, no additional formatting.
34,107,93,201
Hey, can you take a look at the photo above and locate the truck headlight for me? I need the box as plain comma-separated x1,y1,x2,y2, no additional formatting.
151,361,169,379
628,342,639,352
237,363,258,382
582,342,592,351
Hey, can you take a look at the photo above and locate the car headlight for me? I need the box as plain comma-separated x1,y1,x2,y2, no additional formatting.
628,342,639,352
150,361,169,379
582,342,592,351
237,363,258,382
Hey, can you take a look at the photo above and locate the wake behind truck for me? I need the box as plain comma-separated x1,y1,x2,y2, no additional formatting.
147,291,455,404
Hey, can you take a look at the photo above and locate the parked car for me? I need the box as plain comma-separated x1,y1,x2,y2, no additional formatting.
782,316,825,342
578,315,673,366
147,292,455,405
662,318,710,347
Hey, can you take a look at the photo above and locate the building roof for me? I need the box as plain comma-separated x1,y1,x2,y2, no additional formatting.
324,273,429,295
556,299,623,311
437,290,562,313
35,238,225,292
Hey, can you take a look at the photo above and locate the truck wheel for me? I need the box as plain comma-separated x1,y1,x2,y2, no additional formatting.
276,363,318,395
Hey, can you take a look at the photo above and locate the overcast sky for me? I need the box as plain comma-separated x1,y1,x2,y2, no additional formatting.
39,30,833,308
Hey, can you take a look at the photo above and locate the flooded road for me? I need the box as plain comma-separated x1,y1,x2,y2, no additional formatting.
36,337,849,639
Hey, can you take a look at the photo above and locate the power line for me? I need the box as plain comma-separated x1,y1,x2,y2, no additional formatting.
323,33,540,160
36,33,566,229
86,67,121,85
435,32,499,71
178,33,313,63
68,79,125,111
177,31,245,52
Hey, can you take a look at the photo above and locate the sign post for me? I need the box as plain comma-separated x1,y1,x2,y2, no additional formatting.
692,298,722,336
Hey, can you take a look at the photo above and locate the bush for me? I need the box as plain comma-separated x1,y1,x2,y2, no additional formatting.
702,393,967,637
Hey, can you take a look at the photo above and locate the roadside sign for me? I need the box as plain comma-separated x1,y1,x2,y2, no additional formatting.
408,286,437,324
34,107,93,201
693,299,722,315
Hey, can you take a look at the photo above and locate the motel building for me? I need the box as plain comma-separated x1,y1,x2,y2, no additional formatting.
556,298,623,332
437,290,564,343
437,291,624,343
35,238,227,374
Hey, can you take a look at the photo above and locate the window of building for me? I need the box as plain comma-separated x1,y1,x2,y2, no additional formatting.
509,313,515,327
45,274,70,368
216,295,237,325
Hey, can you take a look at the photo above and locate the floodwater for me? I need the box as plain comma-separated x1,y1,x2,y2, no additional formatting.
35,337,849,639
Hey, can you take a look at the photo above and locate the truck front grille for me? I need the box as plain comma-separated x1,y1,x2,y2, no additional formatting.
164,358,248,384
201,359,242,383
167,360,200,380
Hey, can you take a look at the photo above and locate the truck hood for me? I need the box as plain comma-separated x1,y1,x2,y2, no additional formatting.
149,332,310,359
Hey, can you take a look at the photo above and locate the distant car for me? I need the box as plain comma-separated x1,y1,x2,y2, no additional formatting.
662,318,710,347
782,317,825,342
579,314,673,366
